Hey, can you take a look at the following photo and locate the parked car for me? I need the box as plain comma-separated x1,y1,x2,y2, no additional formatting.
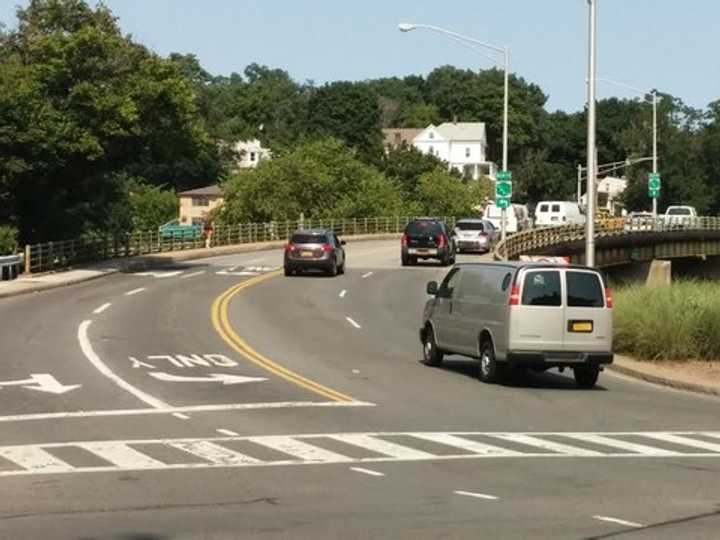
534,201,586,227
453,219,499,253
401,218,456,266
483,203,530,233
159,220,203,240
284,229,346,277
663,205,697,228
420,262,614,388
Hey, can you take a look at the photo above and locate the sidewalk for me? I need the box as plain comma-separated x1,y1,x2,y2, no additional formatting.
0,233,400,299
611,355,720,397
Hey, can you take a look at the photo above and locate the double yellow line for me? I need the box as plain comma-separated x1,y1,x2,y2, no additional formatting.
211,271,355,403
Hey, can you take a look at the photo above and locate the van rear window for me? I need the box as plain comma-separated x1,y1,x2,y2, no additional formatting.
567,271,604,308
538,204,549,212
522,271,561,306
551,204,561,212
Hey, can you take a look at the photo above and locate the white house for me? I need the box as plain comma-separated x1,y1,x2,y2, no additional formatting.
412,122,498,180
581,176,628,216
233,139,271,169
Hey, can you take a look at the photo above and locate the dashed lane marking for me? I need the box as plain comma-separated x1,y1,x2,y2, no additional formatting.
217,429,239,437
339,289,347,298
124,287,146,296
350,467,385,477
345,317,362,330
92,303,112,315
593,516,644,528
173,413,190,420
454,490,499,501
1,431,720,477
361,272,374,279
180,271,206,279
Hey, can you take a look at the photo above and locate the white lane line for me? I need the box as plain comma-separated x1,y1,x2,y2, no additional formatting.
0,400,375,424
217,429,239,437
180,271,206,279
350,467,385,477
361,271,374,279
454,490,499,501
77,320,170,410
593,516,643,528
124,287,146,296
345,317,362,330
92,303,112,314
339,289,347,298
173,413,190,420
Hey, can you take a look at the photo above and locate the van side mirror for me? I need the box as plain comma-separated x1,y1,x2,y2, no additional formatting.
340,240,346,246
426,281,439,296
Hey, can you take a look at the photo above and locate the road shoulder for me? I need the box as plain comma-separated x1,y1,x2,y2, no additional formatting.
610,355,720,397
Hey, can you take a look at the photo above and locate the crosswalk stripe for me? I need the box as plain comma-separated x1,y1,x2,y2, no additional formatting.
80,442,165,468
564,434,681,456
411,433,523,456
248,436,352,463
0,446,74,472
329,434,435,459
641,433,720,453
491,434,605,456
168,441,261,465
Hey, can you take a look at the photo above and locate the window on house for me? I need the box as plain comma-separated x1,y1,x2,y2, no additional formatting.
429,132,434,139
465,147,471,158
192,196,209,207
250,152,256,162
428,145,434,156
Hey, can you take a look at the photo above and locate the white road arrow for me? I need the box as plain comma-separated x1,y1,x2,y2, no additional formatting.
0,374,82,395
148,372,267,385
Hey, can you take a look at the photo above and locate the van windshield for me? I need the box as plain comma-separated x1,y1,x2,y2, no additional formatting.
567,271,605,307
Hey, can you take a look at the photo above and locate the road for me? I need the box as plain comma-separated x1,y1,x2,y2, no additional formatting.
0,239,718,539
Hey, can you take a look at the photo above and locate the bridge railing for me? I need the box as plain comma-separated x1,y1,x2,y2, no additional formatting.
494,216,720,262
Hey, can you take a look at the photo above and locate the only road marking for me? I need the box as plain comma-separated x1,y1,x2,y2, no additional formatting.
593,516,644,528
345,317,362,330
125,287,146,296
454,490,499,500
93,303,112,314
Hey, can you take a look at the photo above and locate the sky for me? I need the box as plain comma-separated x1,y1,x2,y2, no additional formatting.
1,0,719,113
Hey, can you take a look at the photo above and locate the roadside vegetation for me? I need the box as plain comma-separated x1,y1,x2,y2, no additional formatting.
614,281,720,361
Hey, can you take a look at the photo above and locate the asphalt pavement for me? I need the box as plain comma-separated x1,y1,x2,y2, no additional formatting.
0,240,719,539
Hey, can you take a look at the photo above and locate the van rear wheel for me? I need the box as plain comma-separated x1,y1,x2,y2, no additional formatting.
478,341,503,383
422,328,443,367
574,365,600,389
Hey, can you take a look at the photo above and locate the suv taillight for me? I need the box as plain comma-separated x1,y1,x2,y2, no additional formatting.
509,284,521,306
284,243,293,252
322,243,333,252
401,233,409,247
605,287,614,308
436,234,445,248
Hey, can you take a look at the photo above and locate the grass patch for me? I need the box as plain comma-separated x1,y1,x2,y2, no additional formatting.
614,281,720,361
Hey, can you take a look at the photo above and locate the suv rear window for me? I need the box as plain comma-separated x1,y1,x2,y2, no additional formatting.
667,208,691,216
292,233,328,244
567,271,604,307
522,271,561,306
456,222,485,231
406,221,443,236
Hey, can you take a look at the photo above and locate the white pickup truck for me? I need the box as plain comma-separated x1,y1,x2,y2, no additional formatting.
663,205,697,227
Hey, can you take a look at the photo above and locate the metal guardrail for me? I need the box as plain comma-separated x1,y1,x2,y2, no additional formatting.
494,216,720,262
0,254,24,281
24,217,456,274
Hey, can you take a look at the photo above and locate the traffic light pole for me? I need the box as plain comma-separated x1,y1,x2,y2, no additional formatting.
652,91,658,219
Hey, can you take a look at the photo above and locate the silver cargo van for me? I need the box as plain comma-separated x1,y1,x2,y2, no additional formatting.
420,262,613,388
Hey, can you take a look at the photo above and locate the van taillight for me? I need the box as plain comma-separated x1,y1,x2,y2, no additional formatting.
401,233,409,247
322,243,333,252
605,287,614,308
436,234,445,248
509,284,521,306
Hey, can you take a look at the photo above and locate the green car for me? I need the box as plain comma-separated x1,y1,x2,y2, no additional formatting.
159,220,203,240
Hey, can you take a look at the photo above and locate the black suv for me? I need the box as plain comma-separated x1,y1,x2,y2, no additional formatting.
401,219,457,266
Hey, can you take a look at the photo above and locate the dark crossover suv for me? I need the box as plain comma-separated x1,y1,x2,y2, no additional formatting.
284,229,346,277
401,219,457,266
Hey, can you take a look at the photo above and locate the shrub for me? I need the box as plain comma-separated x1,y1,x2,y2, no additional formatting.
614,281,720,360
0,226,18,255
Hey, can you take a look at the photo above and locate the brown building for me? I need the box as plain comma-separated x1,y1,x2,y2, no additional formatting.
382,128,423,151
178,185,224,225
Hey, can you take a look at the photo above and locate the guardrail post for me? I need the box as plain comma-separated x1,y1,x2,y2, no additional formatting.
24,245,31,274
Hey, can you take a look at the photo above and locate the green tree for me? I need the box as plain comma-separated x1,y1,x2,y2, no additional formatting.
0,225,18,255
378,145,450,200
416,169,474,217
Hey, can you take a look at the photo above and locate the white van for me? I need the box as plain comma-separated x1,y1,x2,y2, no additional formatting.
535,201,586,227
484,203,529,233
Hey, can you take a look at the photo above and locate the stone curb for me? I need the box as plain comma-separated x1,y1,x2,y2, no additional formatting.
0,233,401,300
608,357,720,397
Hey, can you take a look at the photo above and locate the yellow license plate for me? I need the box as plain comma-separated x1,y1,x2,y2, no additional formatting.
571,321,593,333
300,251,313,257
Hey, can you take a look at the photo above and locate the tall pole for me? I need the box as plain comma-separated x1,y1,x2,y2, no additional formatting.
577,164,582,204
500,47,510,242
585,0,597,267
652,91,658,218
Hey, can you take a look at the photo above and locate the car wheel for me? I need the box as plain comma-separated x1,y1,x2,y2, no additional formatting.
327,259,338,277
338,259,345,275
422,328,443,367
401,255,409,266
574,365,600,389
284,266,293,277
478,340,503,384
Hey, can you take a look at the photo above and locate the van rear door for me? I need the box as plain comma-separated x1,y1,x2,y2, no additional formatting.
563,270,612,352
511,269,564,351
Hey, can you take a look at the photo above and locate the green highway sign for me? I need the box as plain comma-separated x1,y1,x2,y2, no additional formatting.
648,172,661,199
496,197,511,209
496,170,512,182
495,170,512,201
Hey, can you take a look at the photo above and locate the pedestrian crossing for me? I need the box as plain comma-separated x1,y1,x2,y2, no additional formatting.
133,266,280,279
1,431,719,477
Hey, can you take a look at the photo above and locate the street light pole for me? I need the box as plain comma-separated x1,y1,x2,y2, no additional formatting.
585,0,597,267
652,91,658,218
398,23,510,241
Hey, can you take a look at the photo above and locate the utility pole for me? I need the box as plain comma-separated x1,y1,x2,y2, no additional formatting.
585,0,597,267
